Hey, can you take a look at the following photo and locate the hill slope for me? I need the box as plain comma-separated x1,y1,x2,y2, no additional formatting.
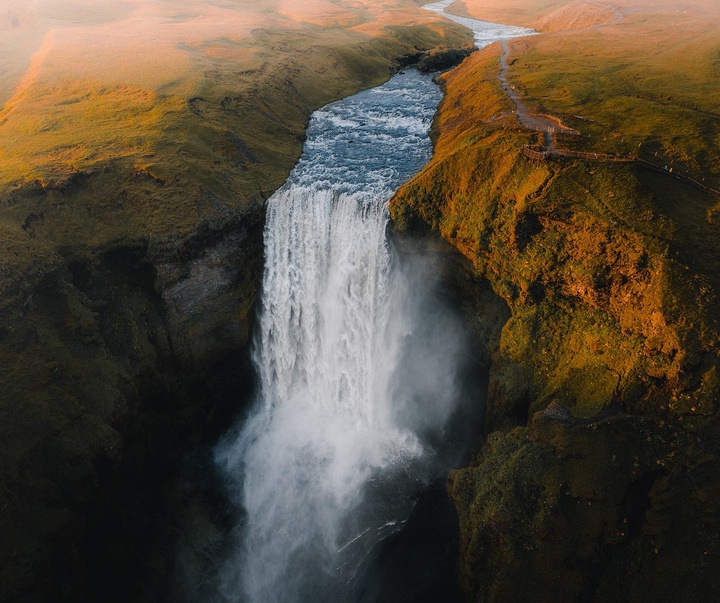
392,1,720,599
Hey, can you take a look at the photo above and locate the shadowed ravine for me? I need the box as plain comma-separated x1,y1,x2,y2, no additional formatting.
213,11,533,603
215,71,471,603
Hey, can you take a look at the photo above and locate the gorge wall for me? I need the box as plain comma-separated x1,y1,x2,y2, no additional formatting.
391,6,720,599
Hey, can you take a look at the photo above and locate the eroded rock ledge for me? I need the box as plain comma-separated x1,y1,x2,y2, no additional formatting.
0,203,264,601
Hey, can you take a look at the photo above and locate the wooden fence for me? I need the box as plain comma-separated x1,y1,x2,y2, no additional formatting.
522,145,720,198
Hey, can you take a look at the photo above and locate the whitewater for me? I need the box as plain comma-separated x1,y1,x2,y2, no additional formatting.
215,5,535,603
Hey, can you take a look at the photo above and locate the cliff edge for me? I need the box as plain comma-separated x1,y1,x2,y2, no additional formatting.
392,1,720,599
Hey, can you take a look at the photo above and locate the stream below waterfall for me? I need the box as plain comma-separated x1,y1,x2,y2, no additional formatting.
213,5,535,603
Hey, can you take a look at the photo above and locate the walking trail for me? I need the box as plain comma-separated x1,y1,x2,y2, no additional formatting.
498,39,578,149
494,1,629,147
494,3,720,198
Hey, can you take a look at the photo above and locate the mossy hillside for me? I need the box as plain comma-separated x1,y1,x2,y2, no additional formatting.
449,410,720,602
391,33,720,600
394,46,720,423
0,5,475,599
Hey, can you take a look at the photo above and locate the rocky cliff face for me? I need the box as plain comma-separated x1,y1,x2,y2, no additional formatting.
0,183,265,601
391,45,720,602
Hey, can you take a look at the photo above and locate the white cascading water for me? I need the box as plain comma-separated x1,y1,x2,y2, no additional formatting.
215,7,536,603
216,72,462,602
235,189,426,601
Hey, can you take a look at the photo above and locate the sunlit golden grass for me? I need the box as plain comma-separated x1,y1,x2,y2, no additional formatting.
0,82,183,185
0,0,470,192
454,0,720,185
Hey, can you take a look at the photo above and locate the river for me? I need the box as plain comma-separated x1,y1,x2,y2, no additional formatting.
214,5,534,603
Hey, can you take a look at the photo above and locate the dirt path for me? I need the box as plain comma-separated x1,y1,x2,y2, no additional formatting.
496,3,624,147
499,4,720,200
498,39,578,147
586,2,623,29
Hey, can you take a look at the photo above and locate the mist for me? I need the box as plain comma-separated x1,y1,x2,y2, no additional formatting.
214,191,476,602
213,70,479,602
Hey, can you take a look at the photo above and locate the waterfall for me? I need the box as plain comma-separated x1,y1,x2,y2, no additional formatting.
215,71,472,602
211,1,537,594
223,188,428,602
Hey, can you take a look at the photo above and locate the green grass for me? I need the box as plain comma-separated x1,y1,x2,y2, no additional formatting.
502,6,720,185
391,36,720,423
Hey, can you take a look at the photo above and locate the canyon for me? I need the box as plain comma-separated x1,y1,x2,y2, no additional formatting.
1,0,720,601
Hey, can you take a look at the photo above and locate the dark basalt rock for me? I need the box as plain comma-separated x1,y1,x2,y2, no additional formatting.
0,214,264,603
397,45,475,74
416,46,475,73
